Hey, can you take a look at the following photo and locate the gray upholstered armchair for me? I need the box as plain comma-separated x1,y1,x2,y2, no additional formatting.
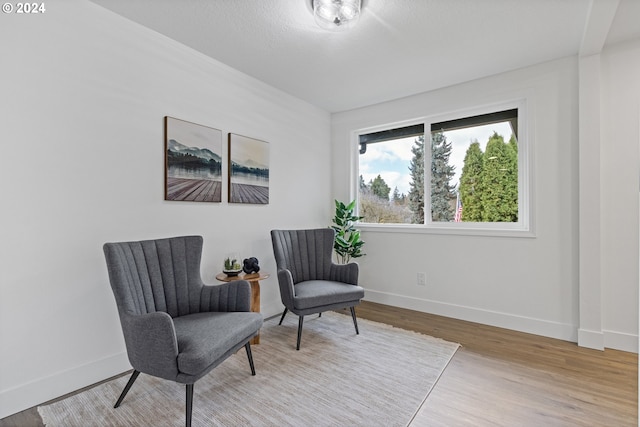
270,228,365,350
103,236,263,427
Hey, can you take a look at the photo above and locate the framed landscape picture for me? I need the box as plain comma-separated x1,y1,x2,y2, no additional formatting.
164,116,223,202
228,133,269,204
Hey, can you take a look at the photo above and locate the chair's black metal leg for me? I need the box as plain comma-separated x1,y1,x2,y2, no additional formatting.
114,370,140,408
278,308,288,325
350,307,360,335
245,342,256,376
296,316,304,350
186,384,194,427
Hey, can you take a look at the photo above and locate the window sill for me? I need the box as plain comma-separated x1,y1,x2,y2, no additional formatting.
356,222,536,238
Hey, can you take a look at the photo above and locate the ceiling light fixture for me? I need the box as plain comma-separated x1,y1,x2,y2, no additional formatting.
312,0,361,32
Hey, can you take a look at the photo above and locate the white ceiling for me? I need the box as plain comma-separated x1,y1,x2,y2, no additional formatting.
89,0,640,113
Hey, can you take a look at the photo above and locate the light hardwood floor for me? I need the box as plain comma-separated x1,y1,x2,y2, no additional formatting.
1,301,637,426
355,302,638,426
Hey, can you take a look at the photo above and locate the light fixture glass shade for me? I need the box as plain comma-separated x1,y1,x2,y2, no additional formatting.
313,0,361,31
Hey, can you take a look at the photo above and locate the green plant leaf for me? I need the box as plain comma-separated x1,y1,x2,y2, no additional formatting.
330,199,366,264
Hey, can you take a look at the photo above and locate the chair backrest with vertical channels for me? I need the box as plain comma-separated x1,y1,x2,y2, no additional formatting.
103,236,204,318
271,229,335,284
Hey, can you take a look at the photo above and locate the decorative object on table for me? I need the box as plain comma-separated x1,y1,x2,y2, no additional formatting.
228,133,269,204
330,199,365,264
223,253,242,276
164,116,223,203
242,257,260,274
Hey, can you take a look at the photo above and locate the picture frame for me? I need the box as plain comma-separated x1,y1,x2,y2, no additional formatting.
228,133,269,204
164,116,223,202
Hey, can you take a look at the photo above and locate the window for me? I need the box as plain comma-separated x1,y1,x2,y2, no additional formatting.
356,101,530,235
358,123,424,224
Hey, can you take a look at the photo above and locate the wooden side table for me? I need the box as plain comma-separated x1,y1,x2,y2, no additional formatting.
215,272,269,344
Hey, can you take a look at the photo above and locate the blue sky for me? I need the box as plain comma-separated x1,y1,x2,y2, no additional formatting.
359,121,514,197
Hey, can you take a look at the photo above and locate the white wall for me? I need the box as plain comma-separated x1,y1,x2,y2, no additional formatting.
0,0,331,417
332,54,638,352
599,39,640,351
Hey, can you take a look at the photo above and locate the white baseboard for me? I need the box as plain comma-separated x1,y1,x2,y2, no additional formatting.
364,290,578,342
365,290,638,353
0,352,130,419
603,329,638,353
578,328,605,350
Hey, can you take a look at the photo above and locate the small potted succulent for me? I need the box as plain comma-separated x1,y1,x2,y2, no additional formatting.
223,253,242,276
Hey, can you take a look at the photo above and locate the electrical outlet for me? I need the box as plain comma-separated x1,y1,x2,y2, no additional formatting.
417,272,426,286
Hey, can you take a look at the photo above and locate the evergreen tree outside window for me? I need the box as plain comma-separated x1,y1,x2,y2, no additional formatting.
370,174,391,200
430,132,456,222
434,125,518,224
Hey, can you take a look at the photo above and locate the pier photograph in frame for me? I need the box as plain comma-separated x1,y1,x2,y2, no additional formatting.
228,133,269,204
164,116,223,202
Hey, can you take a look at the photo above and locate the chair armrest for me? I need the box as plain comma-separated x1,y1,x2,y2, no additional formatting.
120,311,179,380
199,280,252,312
330,262,359,285
276,269,296,309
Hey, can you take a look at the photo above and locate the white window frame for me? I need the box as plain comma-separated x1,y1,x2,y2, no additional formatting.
353,98,534,238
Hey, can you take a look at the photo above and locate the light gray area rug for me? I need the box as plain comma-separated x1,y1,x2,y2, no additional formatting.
39,312,459,427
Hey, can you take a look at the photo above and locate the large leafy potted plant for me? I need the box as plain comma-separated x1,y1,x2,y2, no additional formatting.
331,199,365,264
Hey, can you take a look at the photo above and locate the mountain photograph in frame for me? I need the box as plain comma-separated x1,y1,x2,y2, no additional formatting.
164,116,223,202
228,133,269,204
